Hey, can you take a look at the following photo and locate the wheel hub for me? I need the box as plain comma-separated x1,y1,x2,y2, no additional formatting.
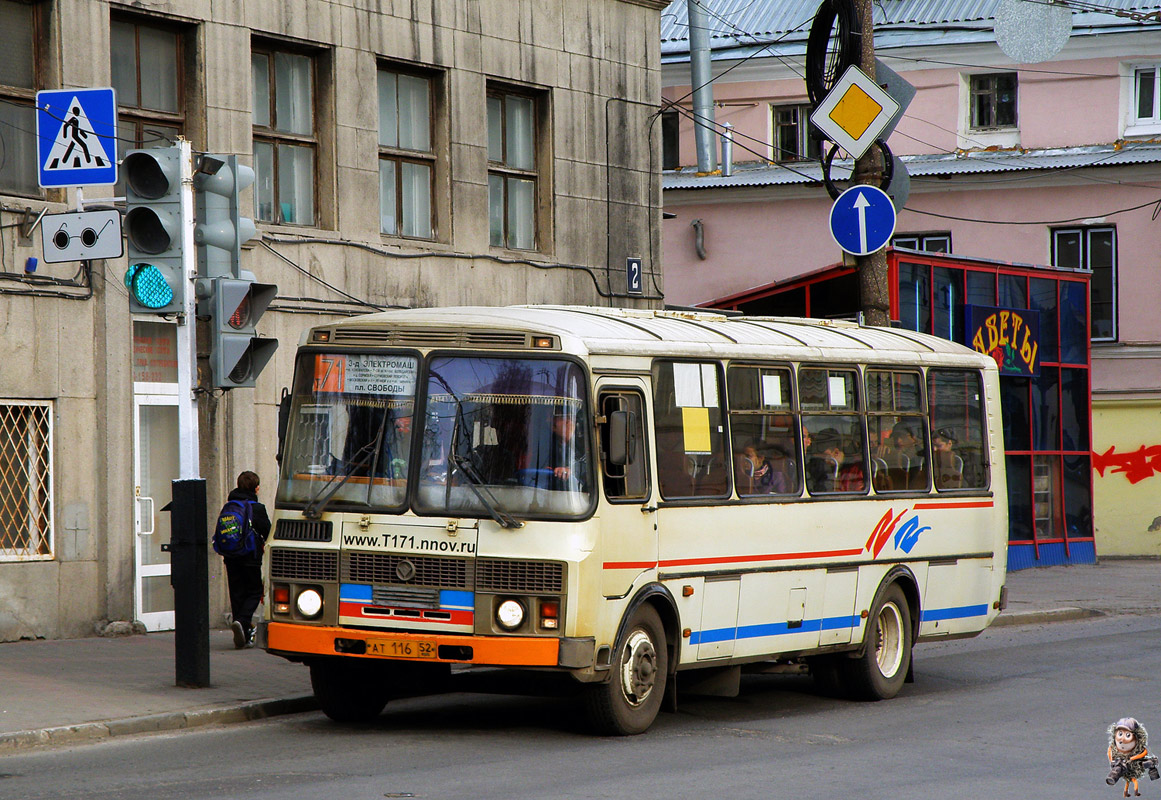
620,629,658,706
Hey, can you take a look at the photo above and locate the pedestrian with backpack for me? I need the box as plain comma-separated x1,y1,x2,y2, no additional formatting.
214,471,271,649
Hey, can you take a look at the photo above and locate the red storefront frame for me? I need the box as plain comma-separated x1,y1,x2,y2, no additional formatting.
702,249,1094,569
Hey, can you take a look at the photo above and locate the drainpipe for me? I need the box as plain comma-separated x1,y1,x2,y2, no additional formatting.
688,0,717,173
720,122,734,177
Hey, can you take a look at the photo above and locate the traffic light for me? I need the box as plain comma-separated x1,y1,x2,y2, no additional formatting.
123,146,186,314
193,154,257,278
199,273,279,389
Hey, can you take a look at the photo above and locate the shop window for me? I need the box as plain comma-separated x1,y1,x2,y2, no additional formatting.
488,86,543,250
999,273,1027,309
727,365,800,497
1031,367,1060,451
1063,453,1093,539
933,267,965,344
1059,281,1088,363
378,66,436,239
801,367,866,494
0,401,52,559
771,103,819,162
1006,454,1033,542
970,73,1017,129
252,44,317,225
0,0,42,196
1061,368,1089,451
652,361,729,499
966,271,995,306
898,261,931,333
1029,278,1059,364
111,16,184,196
1001,376,1031,452
1052,226,1116,341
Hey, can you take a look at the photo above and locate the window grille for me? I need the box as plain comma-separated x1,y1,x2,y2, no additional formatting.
0,401,53,559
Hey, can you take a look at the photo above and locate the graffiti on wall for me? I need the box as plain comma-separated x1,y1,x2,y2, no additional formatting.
1092,445,1161,485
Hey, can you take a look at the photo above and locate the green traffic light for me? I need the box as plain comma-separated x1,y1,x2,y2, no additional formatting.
125,264,175,309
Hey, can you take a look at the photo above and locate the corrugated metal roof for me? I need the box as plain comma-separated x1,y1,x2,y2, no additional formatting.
327,305,985,362
661,0,1161,57
663,142,1161,190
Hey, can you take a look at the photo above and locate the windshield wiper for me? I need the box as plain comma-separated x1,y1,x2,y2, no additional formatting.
432,369,522,530
302,412,389,519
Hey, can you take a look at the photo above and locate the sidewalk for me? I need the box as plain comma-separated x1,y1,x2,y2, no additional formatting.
2,558,1159,753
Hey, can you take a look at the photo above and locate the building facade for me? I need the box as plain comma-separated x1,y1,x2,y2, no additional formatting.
658,0,1161,561
0,0,668,641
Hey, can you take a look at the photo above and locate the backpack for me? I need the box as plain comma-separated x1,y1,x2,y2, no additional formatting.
212,499,258,558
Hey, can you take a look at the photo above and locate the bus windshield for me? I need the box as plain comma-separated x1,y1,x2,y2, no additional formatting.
278,352,419,513
416,355,593,519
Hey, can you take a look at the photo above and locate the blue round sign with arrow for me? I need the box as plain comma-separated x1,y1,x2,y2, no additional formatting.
829,184,897,256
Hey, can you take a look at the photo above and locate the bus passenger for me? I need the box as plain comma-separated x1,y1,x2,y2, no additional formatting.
737,443,786,495
881,420,924,490
933,427,963,489
807,428,864,493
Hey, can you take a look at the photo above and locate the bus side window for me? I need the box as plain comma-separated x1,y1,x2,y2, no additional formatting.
599,392,649,501
928,368,989,490
652,361,730,499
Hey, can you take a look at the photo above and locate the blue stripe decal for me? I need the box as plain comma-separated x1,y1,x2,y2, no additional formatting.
691,616,858,645
921,604,988,622
340,583,372,602
440,590,474,609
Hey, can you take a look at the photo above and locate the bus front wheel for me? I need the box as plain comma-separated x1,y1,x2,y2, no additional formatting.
584,604,668,735
845,583,912,700
310,658,391,723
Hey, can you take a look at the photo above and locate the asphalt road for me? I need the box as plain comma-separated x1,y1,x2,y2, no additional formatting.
5,614,1161,800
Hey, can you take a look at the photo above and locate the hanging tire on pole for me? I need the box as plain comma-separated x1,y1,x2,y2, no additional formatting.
805,0,862,108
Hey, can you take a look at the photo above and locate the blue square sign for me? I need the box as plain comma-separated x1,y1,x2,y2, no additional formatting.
36,87,118,188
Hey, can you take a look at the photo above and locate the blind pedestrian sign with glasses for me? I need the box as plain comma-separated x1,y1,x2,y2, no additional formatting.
36,87,118,188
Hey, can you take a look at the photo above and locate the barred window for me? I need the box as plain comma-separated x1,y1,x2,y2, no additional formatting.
0,401,53,559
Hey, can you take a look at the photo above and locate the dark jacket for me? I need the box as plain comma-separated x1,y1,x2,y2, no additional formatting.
224,487,271,564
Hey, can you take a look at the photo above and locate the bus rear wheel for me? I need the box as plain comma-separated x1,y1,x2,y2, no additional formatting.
844,583,912,700
310,658,392,722
584,604,668,735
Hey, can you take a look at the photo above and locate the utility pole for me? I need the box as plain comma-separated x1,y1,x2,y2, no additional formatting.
852,0,890,327
688,0,718,174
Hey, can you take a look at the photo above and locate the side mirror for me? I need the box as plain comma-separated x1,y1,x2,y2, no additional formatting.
607,409,633,467
275,387,291,465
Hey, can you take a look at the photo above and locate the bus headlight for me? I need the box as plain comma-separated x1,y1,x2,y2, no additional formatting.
295,588,323,619
496,599,525,631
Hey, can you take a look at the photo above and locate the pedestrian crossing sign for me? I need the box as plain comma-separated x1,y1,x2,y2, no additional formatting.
36,87,118,188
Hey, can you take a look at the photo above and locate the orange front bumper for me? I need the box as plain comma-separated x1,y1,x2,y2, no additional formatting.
266,621,561,666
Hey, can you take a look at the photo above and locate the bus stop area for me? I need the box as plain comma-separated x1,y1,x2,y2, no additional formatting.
1,557,1158,753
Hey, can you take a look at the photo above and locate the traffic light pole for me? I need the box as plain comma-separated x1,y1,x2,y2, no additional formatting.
175,138,201,481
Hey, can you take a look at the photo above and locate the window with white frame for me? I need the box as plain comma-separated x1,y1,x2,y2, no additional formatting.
893,232,951,253
970,73,1017,130
252,43,317,226
0,0,42,197
771,103,819,162
487,86,541,250
1129,65,1161,134
1052,226,1116,341
378,66,435,239
0,401,53,559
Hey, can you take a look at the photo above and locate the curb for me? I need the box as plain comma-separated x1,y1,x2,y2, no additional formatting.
991,606,1104,627
0,694,317,755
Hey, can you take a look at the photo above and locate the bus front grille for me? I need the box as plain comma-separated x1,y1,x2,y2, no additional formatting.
476,559,565,594
343,551,472,589
273,519,333,542
270,548,339,582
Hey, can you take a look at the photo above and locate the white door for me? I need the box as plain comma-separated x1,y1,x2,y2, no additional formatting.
134,394,179,631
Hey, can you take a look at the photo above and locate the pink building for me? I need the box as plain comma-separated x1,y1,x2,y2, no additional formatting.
659,0,1161,558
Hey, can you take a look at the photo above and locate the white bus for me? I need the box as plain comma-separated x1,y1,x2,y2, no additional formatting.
263,306,1007,735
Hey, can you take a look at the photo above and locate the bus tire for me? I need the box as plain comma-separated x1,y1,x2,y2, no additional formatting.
844,583,912,700
310,659,391,723
583,604,668,735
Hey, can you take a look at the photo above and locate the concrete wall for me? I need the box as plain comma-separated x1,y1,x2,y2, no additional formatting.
0,0,667,641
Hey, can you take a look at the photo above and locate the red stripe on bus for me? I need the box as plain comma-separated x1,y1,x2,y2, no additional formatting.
912,500,995,510
658,548,863,567
602,561,659,570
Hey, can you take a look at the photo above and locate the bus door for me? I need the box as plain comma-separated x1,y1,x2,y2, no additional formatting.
595,381,656,598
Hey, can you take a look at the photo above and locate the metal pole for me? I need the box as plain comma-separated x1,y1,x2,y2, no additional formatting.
687,0,717,173
175,138,200,477
720,122,734,178
853,0,890,327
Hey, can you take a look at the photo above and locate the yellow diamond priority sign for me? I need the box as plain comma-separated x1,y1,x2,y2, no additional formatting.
810,65,901,160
